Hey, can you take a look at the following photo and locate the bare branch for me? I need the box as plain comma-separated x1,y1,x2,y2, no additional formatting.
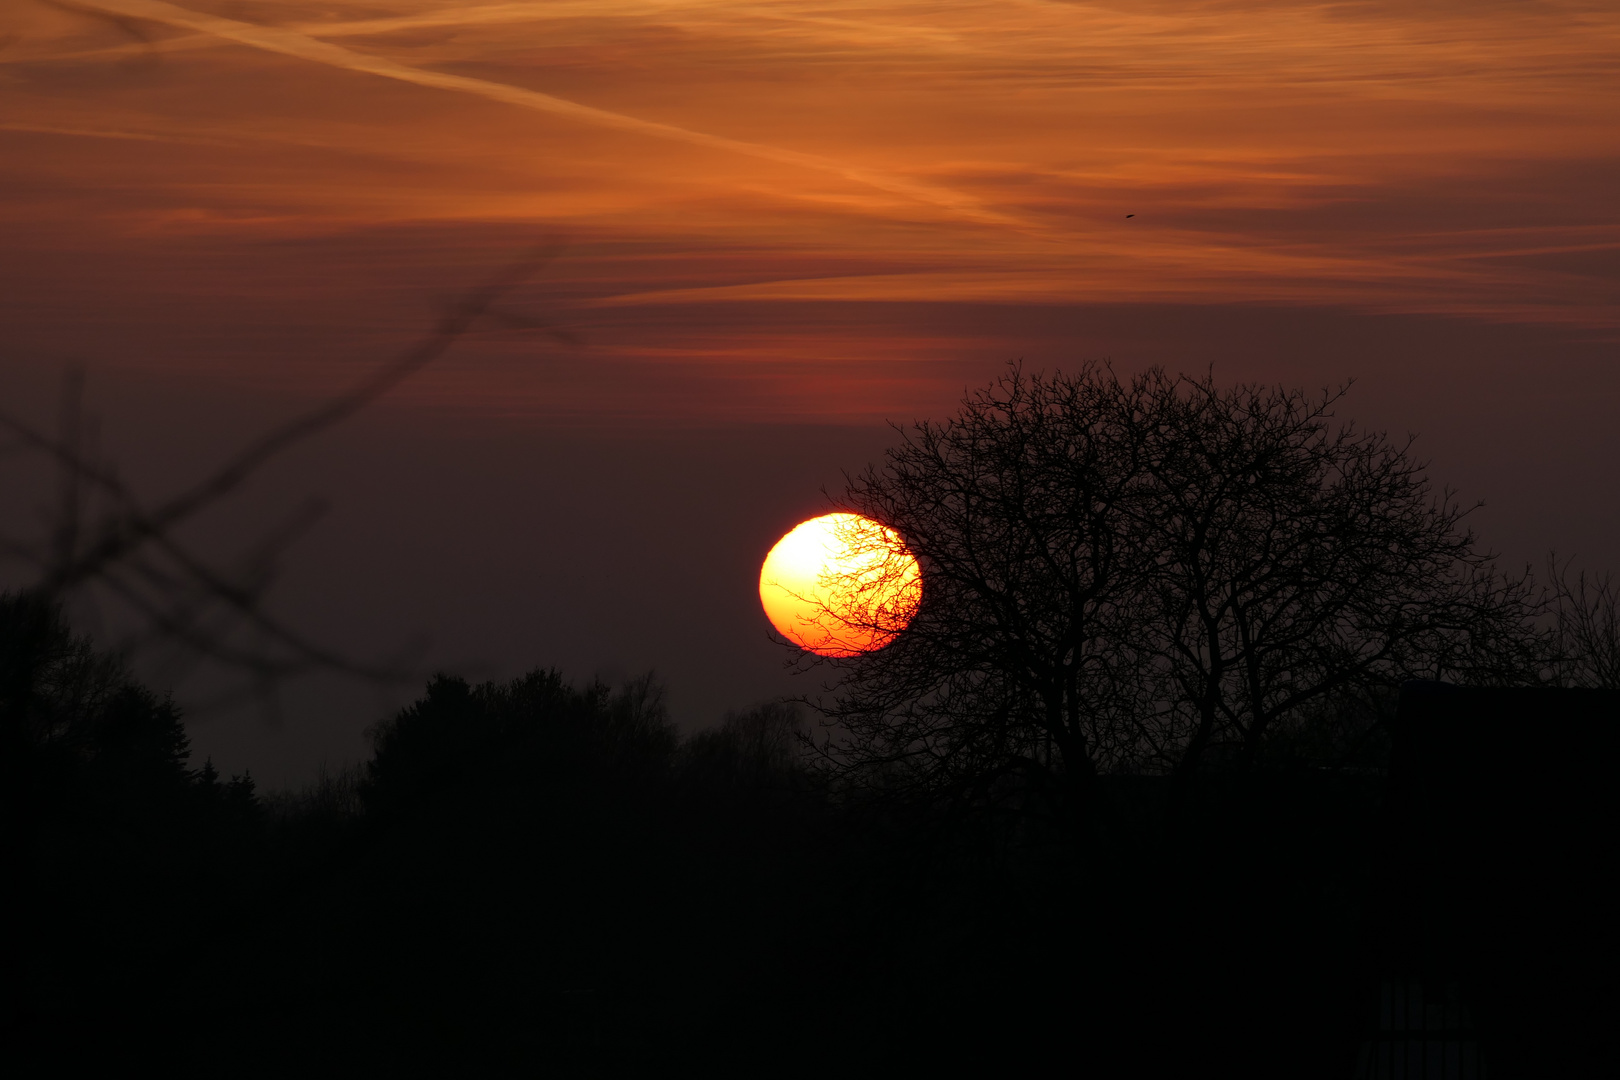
0,245,570,702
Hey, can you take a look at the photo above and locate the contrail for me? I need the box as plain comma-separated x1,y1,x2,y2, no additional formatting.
66,0,1019,228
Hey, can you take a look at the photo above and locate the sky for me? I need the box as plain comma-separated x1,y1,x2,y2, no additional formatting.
2,1,1617,782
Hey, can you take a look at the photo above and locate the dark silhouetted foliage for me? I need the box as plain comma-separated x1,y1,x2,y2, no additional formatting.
10,590,1615,1077
1548,554,1620,688
11,364,1617,1075
361,669,677,822
810,364,1547,830
5,592,262,1064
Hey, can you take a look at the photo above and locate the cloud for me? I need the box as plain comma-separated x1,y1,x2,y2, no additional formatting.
64,0,1019,228
5,0,1617,348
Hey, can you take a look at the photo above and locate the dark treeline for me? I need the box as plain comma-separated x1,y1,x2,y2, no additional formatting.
14,590,1395,1075
9,364,1617,1075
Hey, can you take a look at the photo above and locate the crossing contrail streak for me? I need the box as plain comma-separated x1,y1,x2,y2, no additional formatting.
67,0,1020,228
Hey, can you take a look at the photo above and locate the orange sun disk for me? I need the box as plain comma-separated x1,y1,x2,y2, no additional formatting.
758,513,922,657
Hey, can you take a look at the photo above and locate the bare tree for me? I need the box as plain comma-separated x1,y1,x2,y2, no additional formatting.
682,702,806,793
0,250,570,706
1547,555,1620,689
801,365,1155,827
803,364,1546,825
1125,369,1544,782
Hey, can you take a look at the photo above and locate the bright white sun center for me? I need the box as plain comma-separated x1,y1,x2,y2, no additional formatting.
758,513,921,657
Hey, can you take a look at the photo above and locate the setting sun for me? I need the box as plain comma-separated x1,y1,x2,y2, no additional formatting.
759,513,922,657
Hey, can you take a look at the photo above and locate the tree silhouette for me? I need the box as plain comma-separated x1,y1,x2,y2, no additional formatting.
361,669,677,823
4,589,190,801
808,364,1545,826
6,590,265,1057
1547,554,1620,689
0,249,572,705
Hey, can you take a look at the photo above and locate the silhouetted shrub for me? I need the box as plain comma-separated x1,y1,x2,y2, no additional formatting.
680,701,805,796
3,590,258,827
360,669,677,823
5,592,263,1063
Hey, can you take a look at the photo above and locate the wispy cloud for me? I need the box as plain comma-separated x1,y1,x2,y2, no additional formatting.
62,0,1019,227
2,0,1616,418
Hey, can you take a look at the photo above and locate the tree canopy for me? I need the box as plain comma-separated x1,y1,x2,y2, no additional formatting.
809,364,1544,820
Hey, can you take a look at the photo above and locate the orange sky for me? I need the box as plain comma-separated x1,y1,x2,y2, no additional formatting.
4,0,1619,779
2,0,1617,419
